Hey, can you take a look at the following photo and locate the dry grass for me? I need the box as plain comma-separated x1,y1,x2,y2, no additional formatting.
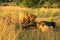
0,6,60,40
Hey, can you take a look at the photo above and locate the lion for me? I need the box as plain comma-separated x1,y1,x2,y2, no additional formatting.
19,13,36,29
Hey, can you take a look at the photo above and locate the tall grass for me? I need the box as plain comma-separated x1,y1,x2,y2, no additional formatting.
0,6,60,40
17,29,60,40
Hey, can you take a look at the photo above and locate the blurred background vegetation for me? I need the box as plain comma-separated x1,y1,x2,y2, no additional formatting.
0,0,60,8
0,0,60,40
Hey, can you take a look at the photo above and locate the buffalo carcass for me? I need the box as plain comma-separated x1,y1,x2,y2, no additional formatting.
41,21,56,29
37,21,56,32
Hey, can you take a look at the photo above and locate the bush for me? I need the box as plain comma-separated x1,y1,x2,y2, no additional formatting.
0,0,60,8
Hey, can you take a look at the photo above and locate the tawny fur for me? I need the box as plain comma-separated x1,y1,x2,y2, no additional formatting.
37,22,54,32
19,13,36,29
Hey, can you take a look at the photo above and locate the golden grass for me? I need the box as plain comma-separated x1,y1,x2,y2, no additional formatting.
0,6,60,18
0,14,19,40
0,6,60,40
0,6,60,13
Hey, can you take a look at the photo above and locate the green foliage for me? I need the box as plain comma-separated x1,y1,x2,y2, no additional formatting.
0,0,60,8
48,0,56,4
21,0,39,8
0,0,12,2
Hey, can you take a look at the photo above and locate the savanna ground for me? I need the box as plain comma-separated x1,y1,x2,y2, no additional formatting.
0,6,60,40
